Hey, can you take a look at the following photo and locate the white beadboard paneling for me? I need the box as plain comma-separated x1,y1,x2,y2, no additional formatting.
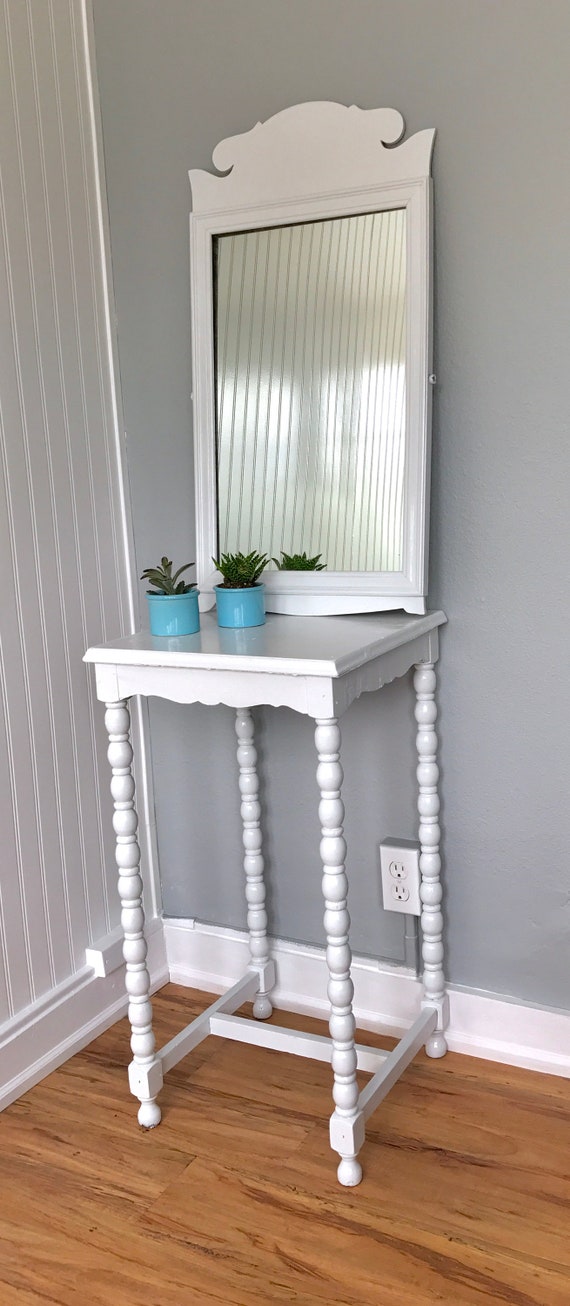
0,0,158,1056
0,15,57,1003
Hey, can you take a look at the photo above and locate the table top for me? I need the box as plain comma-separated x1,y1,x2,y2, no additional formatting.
84,611,446,680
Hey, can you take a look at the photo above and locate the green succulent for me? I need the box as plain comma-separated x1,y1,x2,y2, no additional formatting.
213,550,269,588
140,556,196,595
272,551,326,571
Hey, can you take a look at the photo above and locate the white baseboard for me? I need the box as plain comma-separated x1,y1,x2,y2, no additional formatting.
164,918,570,1079
3,913,568,1113
0,917,168,1112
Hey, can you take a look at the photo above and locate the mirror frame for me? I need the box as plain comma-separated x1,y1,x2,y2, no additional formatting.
189,102,435,615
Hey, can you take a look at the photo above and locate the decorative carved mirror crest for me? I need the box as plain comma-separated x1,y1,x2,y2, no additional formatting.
189,102,435,614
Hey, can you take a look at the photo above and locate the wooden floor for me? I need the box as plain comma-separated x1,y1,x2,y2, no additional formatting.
1,986,569,1305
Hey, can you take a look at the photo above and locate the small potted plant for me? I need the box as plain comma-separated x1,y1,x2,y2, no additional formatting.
141,556,200,637
272,551,327,571
212,550,269,628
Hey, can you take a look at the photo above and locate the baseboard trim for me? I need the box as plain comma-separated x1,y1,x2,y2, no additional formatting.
3,914,569,1112
0,917,168,1112
164,918,570,1079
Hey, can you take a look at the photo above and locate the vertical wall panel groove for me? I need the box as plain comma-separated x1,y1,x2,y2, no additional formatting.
0,0,136,1025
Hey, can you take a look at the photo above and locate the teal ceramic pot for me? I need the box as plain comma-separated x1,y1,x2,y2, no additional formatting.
147,590,200,636
214,583,265,629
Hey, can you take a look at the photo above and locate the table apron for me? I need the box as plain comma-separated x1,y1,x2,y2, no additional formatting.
92,630,438,716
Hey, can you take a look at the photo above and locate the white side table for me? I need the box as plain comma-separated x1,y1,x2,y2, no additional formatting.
84,610,448,1186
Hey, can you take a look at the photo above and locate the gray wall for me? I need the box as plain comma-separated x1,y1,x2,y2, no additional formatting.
92,0,570,1005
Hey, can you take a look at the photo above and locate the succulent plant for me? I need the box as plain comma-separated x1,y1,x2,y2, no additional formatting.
212,550,269,588
272,550,326,571
140,556,196,595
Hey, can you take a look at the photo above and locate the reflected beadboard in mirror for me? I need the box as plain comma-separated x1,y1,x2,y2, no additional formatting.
215,209,407,572
189,102,435,614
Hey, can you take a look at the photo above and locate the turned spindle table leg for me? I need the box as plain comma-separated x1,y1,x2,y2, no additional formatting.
105,700,163,1126
315,717,364,1187
235,708,273,1019
414,663,449,1058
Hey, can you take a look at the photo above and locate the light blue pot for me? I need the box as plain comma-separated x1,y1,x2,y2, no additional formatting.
214,583,265,629
147,590,200,637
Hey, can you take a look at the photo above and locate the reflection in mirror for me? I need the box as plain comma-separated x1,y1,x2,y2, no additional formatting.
214,209,406,573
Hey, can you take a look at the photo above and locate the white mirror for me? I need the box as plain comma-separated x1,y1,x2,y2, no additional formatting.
189,102,435,615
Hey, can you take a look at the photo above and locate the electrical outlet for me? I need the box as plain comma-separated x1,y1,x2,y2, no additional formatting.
380,838,421,916
391,882,410,903
389,861,407,880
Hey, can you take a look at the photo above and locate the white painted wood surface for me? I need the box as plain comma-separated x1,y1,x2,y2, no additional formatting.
0,0,159,1101
105,701,162,1127
85,611,445,676
85,613,445,724
415,663,449,1055
86,611,448,1184
208,1014,387,1074
315,716,363,1186
159,973,258,1075
164,918,570,1079
189,101,434,615
235,709,274,1019
6,909,562,1118
358,1008,437,1121
190,103,434,210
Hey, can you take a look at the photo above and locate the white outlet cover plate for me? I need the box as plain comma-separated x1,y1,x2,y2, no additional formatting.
380,838,421,916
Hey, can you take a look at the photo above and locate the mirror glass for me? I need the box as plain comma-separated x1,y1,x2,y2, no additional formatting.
214,208,406,573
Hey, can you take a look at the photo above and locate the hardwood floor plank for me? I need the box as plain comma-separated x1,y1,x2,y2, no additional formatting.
129,1153,568,1306
0,983,568,1306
